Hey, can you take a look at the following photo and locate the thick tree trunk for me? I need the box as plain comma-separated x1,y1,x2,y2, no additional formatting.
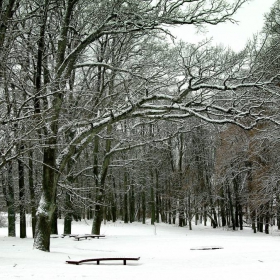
91,122,112,234
92,203,103,235
188,216,192,230
33,146,57,251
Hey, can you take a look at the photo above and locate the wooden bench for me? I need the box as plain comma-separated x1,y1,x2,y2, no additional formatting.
61,234,79,238
190,246,223,250
74,234,105,241
66,257,140,265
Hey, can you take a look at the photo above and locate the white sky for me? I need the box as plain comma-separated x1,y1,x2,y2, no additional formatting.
171,0,276,51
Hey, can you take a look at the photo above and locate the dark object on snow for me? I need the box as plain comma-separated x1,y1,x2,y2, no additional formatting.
66,257,140,265
73,234,105,241
190,246,223,250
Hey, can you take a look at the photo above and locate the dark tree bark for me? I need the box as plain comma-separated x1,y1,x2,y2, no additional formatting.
111,178,117,222
227,182,235,230
34,142,57,251
252,210,257,234
141,188,146,224
18,152,26,238
150,191,156,225
28,150,37,237
265,202,270,234
5,161,16,237
63,193,72,235
51,208,58,235
129,185,135,223
219,189,227,227
155,169,160,223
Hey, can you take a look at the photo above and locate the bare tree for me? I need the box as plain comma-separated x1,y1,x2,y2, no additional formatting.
4,0,280,252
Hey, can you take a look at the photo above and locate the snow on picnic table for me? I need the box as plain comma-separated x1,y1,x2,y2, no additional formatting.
1,220,280,280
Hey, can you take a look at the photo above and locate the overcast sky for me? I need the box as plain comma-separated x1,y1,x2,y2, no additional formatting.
171,0,276,51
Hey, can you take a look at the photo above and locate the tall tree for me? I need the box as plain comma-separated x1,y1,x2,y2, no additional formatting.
2,0,279,252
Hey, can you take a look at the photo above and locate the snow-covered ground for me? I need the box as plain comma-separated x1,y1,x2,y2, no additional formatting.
1,219,280,280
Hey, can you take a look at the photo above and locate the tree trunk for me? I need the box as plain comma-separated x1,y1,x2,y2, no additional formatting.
18,154,26,238
64,215,72,233
188,195,192,230
150,185,155,225
5,161,16,237
252,209,257,233
227,183,235,230
141,189,146,224
63,189,73,234
51,208,58,234
129,185,135,223
124,192,129,223
155,170,160,223
265,202,270,234
28,150,37,237
33,145,57,252
238,203,243,230
92,199,103,235
110,177,117,222
220,197,227,227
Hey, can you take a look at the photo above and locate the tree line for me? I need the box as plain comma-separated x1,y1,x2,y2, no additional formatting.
1,0,280,252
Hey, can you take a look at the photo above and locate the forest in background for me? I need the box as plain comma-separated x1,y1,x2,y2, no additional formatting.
1,0,280,252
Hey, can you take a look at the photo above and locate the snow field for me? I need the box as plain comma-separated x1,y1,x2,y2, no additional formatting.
1,220,280,280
